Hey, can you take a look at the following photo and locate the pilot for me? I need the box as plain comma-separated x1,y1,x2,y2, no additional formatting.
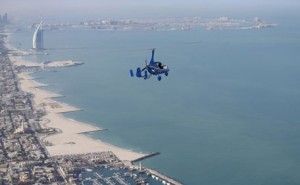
158,62,164,69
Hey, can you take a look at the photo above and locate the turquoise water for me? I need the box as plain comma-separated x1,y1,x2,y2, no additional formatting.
11,20,300,185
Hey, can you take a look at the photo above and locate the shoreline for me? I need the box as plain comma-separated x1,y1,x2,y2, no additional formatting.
2,28,185,185
5,37,148,162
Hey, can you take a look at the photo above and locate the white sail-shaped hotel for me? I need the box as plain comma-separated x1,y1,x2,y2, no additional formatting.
32,21,44,50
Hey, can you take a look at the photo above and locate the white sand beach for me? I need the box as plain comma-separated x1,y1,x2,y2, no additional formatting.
11,54,146,162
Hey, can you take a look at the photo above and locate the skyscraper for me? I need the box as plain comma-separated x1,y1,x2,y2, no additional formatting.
3,13,8,24
32,21,44,50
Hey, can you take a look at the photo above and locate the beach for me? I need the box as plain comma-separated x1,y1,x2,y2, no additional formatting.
9,53,147,162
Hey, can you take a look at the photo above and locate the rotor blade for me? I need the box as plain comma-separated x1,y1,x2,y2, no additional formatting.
141,59,148,71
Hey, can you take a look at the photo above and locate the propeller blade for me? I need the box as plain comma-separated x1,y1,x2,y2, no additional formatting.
142,59,148,71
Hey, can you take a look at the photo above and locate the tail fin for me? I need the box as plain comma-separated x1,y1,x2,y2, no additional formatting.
144,71,148,79
130,69,134,77
136,67,143,77
136,67,148,79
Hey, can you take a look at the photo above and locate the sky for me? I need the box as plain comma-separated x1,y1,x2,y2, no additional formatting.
0,0,299,21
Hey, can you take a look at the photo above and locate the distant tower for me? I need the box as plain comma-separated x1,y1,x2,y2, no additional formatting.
3,13,8,24
32,21,44,50
41,62,45,70
254,17,262,23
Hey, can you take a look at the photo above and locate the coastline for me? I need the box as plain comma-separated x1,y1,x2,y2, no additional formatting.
0,26,188,185
5,39,147,162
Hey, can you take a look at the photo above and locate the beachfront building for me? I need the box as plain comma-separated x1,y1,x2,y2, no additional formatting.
32,21,44,50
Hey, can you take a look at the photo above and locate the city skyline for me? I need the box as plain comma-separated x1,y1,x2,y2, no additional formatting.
0,0,299,21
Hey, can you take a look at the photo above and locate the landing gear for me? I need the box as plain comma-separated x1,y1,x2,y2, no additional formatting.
165,72,168,76
158,76,162,81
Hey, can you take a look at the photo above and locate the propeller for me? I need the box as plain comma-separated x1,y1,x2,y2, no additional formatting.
141,59,148,71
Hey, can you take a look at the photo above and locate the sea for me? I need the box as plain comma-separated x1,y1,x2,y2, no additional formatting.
10,16,300,185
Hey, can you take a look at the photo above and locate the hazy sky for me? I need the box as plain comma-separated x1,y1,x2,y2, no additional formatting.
0,0,299,21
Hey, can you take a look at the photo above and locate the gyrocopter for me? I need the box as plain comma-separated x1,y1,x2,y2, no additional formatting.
130,48,169,81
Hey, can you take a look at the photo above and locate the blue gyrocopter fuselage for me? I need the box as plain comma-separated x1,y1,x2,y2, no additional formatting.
130,48,169,81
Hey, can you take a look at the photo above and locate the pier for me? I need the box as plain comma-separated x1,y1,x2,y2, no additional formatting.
129,152,183,185
79,128,107,134
147,168,183,185
132,152,160,163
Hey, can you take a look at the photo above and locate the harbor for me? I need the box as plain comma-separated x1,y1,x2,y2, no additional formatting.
80,162,182,185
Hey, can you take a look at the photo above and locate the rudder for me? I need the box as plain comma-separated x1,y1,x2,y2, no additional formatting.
130,69,134,77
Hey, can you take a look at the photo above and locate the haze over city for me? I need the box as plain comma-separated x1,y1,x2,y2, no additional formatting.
1,0,300,20
1,0,300,185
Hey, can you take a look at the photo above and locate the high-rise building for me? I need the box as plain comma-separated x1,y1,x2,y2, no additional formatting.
3,13,8,24
32,21,44,50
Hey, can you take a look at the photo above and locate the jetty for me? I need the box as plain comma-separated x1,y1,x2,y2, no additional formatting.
132,152,160,163
147,168,183,185
79,128,107,134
